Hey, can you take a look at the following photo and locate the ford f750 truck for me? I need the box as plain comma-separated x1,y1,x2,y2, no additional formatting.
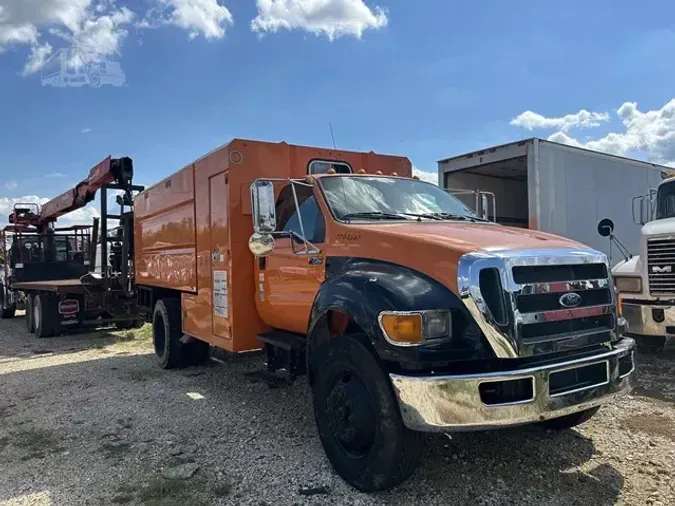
129,139,636,491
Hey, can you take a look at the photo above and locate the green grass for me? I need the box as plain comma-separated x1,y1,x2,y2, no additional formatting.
102,324,154,353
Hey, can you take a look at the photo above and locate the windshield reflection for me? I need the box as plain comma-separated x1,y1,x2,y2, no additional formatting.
318,176,481,222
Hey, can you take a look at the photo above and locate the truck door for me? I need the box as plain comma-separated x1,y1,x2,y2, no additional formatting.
210,171,231,339
255,184,325,334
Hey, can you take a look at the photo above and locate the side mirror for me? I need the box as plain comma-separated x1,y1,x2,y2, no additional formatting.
250,180,276,234
632,196,649,225
597,218,615,237
479,194,489,220
248,232,275,257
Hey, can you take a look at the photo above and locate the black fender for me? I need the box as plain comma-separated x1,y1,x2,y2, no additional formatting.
307,257,493,372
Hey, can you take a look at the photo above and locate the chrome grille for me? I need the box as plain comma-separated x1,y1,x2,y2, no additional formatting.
512,264,614,346
647,237,675,296
458,248,618,359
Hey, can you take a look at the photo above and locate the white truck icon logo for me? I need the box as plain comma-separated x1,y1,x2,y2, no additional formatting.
41,47,126,88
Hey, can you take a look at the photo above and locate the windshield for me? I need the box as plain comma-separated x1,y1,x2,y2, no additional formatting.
318,176,482,222
656,181,675,220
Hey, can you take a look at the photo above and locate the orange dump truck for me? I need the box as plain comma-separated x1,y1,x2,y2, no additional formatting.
134,138,636,491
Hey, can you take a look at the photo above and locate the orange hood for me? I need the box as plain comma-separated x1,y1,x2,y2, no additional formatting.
327,221,589,293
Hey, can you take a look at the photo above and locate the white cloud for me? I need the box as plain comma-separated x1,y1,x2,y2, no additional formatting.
81,127,92,133
152,0,233,39
1,0,136,75
413,167,437,185
71,6,133,56
512,99,675,165
251,0,388,40
510,109,610,132
0,1,90,47
4,180,18,190
21,42,53,75
45,172,67,178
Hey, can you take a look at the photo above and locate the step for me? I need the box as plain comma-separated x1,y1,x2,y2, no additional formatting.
256,331,306,352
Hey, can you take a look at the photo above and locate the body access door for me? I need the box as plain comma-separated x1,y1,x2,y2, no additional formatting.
255,183,326,334
210,171,231,339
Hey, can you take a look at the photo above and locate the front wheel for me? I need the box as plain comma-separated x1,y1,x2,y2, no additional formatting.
311,335,422,492
539,406,601,430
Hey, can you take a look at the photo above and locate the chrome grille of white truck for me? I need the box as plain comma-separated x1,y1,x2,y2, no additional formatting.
647,237,675,296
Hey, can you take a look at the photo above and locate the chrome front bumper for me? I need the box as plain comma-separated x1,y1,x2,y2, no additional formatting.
623,302,675,338
389,338,635,432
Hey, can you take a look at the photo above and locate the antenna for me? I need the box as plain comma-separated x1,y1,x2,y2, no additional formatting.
329,123,336,149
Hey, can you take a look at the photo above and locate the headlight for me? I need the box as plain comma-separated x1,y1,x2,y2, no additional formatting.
378,310,451,346
614,276,642,293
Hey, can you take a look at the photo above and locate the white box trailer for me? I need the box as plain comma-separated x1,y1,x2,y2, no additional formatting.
438,138,670,263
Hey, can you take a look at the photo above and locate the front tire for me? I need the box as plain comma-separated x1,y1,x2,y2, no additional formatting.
539,406,600,430
311,335,422,492
153,299,184,369
25,294,35,333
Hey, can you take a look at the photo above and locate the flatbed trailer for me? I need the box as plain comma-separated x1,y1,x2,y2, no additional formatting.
0,157,145,335
11,279,86,292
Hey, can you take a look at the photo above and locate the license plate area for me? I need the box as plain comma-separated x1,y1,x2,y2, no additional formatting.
549,361,609,398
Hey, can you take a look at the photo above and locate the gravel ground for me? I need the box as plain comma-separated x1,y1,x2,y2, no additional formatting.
1,315,675,506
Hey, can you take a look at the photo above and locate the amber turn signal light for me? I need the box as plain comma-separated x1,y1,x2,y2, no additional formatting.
380,313,423,345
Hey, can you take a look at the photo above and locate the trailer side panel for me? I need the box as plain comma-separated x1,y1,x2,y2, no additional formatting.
134,165,197,292
536,141,664,259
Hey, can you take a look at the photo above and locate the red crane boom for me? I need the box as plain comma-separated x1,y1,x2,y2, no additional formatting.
8,156,133,231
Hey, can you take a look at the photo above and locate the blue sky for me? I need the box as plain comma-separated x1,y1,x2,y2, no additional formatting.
1,0,675,223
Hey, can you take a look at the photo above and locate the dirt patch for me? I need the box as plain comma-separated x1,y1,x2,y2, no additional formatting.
622,413,675,441
99,441,133,461
10,428,64,460
2,316,675,505
110,475,210,506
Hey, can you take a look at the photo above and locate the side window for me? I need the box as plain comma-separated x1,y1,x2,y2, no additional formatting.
308,160,352,175
275,185,325,243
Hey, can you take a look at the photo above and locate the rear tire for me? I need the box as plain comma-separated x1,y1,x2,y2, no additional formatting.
1,306,15,319
153,299,184,369
34,294,56,338
25,294,35,333
311,335,422,492
0,288,15,319
539,406,601,430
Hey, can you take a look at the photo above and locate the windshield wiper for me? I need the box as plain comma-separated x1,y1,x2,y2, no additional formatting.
341,211,415,221
423,212,491,223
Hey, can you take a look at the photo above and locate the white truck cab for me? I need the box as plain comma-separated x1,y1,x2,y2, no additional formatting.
604,175,675,350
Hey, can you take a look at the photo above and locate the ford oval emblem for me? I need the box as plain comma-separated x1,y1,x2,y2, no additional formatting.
559,292,582,308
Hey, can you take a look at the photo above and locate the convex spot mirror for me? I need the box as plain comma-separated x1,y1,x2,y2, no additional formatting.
251,180,276,234
248,232,275,257
597,218,615,237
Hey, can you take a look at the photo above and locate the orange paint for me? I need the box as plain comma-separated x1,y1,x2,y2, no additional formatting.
134,139,411,352
135,138,585,354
